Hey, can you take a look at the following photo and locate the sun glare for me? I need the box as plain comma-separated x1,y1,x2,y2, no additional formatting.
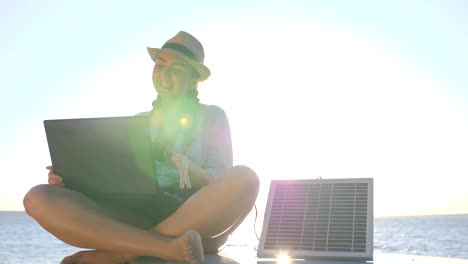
276,252,292,264
180,117,188,126
180,115,193,129
202,22,468,217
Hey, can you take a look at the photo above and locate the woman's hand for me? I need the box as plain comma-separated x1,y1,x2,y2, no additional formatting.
165,147,191,190
46,166,64,187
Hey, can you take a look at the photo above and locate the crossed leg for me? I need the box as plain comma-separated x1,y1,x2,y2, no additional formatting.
23,165,259,263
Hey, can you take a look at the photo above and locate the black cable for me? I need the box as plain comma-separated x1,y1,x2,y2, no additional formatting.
253,204,260,251
254,204,260,241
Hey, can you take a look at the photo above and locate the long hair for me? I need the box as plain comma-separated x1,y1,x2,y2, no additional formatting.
150,88,201,161
150,64,202,160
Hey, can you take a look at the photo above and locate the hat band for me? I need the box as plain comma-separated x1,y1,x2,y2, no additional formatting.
161,43,201,63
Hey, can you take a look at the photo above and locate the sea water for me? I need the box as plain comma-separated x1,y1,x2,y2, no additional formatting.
0,211,467,264
373,214,468,259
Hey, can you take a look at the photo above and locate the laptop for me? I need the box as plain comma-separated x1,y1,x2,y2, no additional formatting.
44,116,182,206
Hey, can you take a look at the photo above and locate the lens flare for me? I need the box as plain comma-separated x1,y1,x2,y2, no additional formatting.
179,115,192,128
180,117,188,126
276,252,291,264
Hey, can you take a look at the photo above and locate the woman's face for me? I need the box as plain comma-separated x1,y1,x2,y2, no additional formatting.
152,50,197,103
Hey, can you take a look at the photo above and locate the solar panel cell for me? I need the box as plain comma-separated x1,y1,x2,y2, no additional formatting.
258,178,373,261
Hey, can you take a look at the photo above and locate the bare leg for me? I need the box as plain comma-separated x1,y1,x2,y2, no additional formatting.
24,165,259,263
23,185,203,263
156,165,259,250
60,230,203,264
63,165,259,259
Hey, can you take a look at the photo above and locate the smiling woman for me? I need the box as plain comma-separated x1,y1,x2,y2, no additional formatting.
23,31,259,264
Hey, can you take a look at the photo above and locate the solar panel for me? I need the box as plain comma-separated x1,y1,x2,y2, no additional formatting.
257,178,373,261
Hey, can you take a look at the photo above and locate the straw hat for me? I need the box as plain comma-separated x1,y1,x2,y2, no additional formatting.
147,31,211,81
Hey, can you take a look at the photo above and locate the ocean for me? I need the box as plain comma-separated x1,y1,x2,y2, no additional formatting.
0,211,467,263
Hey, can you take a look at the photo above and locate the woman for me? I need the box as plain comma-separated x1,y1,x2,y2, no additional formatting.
23,31,259,264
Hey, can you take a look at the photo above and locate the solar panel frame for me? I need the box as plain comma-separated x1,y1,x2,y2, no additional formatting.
257,178,373,261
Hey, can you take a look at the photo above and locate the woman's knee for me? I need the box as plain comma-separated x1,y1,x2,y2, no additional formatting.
23,184,53,217
226,165,260,194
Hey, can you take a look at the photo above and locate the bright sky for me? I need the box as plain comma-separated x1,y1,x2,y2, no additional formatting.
1,0,467,217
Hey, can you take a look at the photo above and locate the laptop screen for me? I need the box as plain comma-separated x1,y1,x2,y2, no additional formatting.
44,116,158,199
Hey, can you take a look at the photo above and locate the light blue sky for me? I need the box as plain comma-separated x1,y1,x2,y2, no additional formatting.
1,0,467,216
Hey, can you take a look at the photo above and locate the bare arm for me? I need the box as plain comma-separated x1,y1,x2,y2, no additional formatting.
166,148,212,190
